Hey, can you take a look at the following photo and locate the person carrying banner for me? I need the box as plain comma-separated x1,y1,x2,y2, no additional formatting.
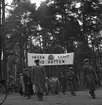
66,67,76,96
32,59,47,101
83,59,98,99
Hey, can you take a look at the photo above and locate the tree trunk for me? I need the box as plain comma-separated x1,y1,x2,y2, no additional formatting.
0,36,2,80
22,45,25,68
24,31,28,68
82,1,89,47
2,0,8,80
19,43,23,72
2,51,8,80
0,2,2,79
66,40,68,53
66,39,74,53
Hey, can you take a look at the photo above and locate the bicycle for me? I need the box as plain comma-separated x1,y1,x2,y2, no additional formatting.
0,80,8,105
6,82,15,95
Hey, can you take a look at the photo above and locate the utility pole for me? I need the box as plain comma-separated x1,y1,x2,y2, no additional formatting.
82,0,88,45
2,0,6,80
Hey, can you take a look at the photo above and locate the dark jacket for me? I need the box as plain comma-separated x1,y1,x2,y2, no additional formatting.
83,64,97,90
23,74,32,85
32,65,46,93
59,76,67,86
23,73,33,95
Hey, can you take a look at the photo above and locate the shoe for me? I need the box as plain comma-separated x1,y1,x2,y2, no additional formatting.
28,95,31,99
38,98,43,101
89,91,96,99
55,91,58,94
37,93,43,101
92,96,96,99
46,92,48,96
24,94,26,97
71,92,76,96
52,91,54,95
92,92,96,99
73,93,76,96
38,95,43,101
63,92,65,95
41,93,43,99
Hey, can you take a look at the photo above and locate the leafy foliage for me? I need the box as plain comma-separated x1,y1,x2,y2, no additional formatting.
3,0,102,80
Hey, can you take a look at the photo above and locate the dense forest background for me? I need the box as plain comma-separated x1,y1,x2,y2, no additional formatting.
0,0,102,87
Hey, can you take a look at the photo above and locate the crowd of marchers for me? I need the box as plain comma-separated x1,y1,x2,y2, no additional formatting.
15,59,99,101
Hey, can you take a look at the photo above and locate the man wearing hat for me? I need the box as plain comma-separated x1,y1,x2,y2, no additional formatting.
32,59,46,101
66,67,76,96
83,59,98,99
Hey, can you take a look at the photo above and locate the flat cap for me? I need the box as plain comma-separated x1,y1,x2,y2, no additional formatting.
23,68,28,71
34,59,40,63
69,67,73,70
84,59,89,63
19,73,22,76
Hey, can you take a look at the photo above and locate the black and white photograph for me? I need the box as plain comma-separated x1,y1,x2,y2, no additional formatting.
0,0,102,105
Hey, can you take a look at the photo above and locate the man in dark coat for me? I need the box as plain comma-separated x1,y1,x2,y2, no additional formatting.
59,72,67,95
23,69,33,99
83,59,98,99
66,67,76,96
32,59,46,101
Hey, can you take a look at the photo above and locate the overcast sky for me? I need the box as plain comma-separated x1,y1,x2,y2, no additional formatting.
6,0,46,7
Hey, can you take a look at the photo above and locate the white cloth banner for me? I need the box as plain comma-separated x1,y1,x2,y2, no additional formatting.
28,52,74,66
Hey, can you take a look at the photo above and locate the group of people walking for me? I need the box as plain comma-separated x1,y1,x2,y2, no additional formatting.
18,58,98,101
